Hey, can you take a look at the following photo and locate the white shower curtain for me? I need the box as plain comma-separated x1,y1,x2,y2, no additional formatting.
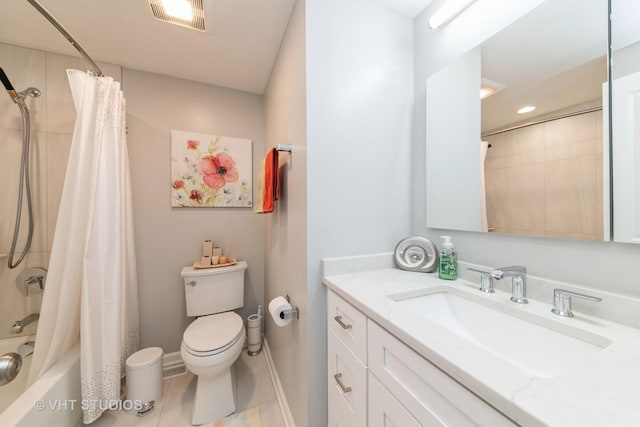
28,70,139,424
480,141,489,232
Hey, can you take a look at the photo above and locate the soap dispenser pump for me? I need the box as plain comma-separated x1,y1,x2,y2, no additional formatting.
438,236,457,280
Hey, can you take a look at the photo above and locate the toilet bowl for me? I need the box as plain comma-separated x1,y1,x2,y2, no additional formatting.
181,312,246,425
180,261,248,425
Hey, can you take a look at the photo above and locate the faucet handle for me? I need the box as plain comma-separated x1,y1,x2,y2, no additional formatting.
551,289,602,317
467,268,495,293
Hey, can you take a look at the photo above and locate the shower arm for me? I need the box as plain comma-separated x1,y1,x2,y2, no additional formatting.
25,0,104,77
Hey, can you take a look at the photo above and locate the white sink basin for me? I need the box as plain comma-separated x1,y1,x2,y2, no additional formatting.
389,288,611,377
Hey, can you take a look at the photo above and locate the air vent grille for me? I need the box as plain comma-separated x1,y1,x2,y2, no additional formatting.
148,0,205,31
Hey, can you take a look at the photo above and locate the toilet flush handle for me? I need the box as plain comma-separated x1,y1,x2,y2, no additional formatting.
186,280,197,286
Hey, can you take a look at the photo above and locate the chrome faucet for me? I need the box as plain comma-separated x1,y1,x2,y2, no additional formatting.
467,268,495,293
490,266,528,304
10,313,39,334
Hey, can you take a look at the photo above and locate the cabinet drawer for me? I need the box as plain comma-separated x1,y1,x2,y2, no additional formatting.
368,320,517,427
327,290,367,363
369,372,420,427
327,328,367,427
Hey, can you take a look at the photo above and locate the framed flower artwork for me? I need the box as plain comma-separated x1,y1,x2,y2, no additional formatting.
170,130,252,207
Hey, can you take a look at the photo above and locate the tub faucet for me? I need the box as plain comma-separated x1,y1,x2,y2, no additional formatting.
10,313,39,334
490,266,528,304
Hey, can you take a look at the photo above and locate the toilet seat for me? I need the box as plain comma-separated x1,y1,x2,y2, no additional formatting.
182,312,244,357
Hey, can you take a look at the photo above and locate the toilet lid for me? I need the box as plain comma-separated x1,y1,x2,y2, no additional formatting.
183,312,243,353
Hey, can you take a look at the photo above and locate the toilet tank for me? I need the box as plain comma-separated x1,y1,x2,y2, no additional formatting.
181,261,248,317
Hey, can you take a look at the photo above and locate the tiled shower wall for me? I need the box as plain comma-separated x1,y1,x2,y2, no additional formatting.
0,42,120,339
484,108,604,240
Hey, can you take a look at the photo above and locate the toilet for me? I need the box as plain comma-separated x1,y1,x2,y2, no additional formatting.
180,261,248,425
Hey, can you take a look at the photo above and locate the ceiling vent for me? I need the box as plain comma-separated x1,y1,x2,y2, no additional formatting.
148,0,205,31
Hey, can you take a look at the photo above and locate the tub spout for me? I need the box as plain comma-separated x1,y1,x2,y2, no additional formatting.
10,313,39,334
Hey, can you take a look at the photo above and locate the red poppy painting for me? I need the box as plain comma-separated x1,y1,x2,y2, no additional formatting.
170,130,252,207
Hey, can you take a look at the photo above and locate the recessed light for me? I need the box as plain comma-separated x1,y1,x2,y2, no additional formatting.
480,87,495,99
148,0,205,31
517,106,536,114
161,0,192,21
480,79,505,100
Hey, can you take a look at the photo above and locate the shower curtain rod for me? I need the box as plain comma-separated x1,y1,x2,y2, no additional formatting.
481,106,603,138
26,0,104,77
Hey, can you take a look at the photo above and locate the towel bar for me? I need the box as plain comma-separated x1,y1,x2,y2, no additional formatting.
276,144,292,153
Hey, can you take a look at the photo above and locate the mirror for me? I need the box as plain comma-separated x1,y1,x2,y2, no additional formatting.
426,0,609,240
611,0,640,243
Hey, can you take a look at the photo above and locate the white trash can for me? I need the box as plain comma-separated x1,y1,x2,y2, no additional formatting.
126,347,163,416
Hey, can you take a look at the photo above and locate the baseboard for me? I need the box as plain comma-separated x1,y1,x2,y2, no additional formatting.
162,351,186,379
263,339,296,427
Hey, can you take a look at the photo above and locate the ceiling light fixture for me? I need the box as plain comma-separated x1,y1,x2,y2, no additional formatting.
429,0,478,30
161,0,193,21
480,78,505,100
148,0,205,31
480,87,496,99
517,106,536,114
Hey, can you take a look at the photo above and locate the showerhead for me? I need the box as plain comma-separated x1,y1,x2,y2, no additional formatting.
18,87,41,98
0,67,20,102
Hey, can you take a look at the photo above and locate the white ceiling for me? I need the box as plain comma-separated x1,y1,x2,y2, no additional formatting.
0,0,296,94
0,0,446,96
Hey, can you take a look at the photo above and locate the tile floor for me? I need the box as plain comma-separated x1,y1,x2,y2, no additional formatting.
88,350,285,426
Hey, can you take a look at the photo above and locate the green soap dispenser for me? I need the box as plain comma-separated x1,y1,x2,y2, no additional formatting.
438,236,457,280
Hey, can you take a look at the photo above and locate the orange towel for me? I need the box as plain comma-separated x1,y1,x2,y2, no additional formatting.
255,148,279,213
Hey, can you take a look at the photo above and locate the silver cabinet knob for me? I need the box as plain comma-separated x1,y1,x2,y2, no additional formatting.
186,280,197,286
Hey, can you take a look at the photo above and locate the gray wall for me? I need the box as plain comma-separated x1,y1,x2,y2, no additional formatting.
264,0,414,425
124,69,266,352
413,1,640,297
264,0,307,425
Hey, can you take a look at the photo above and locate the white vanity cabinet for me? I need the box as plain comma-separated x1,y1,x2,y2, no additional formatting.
327,290,518,427
368,372,420,427
327,291,368,426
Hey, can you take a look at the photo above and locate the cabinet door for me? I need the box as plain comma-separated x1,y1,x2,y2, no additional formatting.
328,393,355,427
327,328,367,427
368,320,517,427
369,372,421,427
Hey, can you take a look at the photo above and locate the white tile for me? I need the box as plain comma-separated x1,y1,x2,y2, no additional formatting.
89,350,284,426
157,373,196,427
255,399,286,427
544,155,598,235
0,43,47,132
0,251,46,339
505,163,545,233
0,128,48,254
505,123,545,166
235,351,276,411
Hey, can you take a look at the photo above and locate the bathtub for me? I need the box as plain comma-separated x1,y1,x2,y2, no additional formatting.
0,341,81,427
0,336,35,413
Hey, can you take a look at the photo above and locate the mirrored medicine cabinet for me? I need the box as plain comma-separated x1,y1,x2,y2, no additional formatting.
425,0,640,244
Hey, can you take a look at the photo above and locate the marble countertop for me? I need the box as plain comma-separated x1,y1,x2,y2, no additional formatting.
322,254,640,427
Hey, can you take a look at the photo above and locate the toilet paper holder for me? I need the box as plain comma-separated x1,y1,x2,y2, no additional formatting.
283,295,299,320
